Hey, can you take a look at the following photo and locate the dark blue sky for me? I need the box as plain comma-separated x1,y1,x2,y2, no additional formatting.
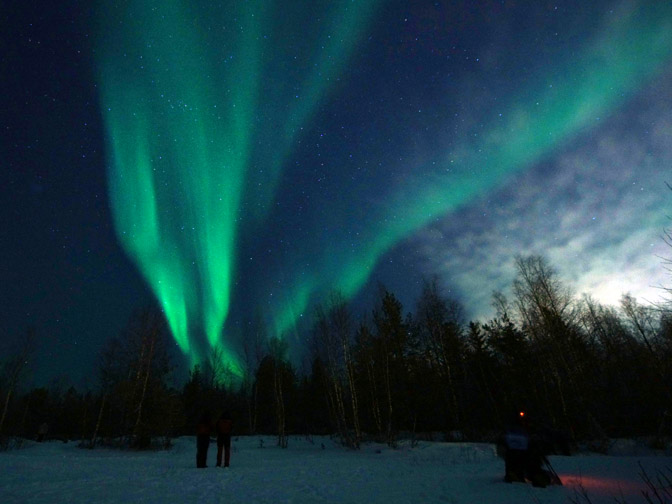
2,2,153,385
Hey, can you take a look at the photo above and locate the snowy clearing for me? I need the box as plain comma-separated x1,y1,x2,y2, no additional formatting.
1,436,671,503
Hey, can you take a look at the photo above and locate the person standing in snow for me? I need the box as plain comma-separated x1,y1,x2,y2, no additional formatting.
37,422,49,442
215,411,233,467
502,411,556,487
196,412,212,468
502,411,530,483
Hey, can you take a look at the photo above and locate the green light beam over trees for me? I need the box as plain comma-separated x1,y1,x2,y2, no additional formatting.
97,0,265,371
245,0,382,222
96,0,379,369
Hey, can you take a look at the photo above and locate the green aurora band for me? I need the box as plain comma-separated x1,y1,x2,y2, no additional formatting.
245,1,381,222
96,0,379,370
267,2,672,338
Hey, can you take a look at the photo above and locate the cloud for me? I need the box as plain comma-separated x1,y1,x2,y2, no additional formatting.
409,69,672,319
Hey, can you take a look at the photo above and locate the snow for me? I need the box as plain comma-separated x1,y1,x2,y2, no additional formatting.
1,436,670,503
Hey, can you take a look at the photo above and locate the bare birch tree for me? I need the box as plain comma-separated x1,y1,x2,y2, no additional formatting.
0,329,35,436
242,315,266,434
268,337,289,448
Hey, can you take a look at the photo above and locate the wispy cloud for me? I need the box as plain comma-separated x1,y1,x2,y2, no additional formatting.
410,70,672,319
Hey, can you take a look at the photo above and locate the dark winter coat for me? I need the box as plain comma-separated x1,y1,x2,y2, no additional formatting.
216,417,232,442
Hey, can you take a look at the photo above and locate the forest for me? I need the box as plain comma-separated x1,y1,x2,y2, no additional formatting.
1,254,671,452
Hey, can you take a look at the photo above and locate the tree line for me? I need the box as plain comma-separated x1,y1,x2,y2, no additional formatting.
1,254,670,451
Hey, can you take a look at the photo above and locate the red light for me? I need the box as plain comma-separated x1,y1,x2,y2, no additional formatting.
519,411,525,417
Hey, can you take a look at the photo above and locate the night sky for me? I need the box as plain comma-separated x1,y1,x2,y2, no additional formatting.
3,0,671,386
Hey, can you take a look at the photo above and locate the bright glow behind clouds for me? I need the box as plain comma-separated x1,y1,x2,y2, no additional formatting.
416,69,672,317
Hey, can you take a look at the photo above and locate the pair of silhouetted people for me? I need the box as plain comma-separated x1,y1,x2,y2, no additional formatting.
196,411,232,469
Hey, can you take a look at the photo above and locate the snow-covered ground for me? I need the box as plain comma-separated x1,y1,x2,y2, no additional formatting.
1,436,670,503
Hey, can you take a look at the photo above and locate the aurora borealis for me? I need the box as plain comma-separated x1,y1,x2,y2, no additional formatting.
4,0,672,383
96,0,382,369
95,0,672,368
97,0,266,368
